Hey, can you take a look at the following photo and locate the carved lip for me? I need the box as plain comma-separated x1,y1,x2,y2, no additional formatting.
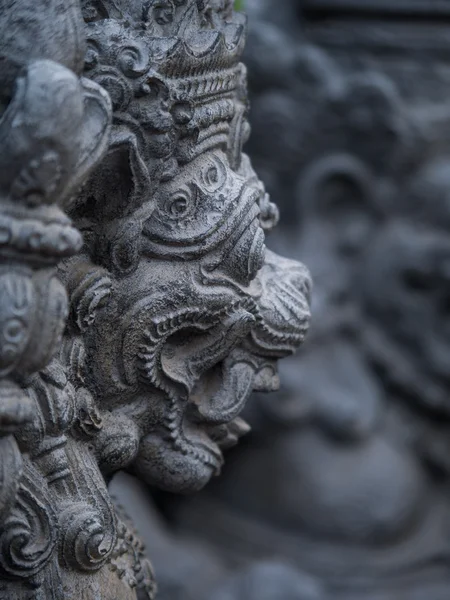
183,354,257,464
180,416,250,472
180,420,225,473
183,347,275,462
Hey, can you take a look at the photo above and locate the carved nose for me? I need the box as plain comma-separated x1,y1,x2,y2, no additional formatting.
207,186,266,286
271,252,312,304
250,249,312,357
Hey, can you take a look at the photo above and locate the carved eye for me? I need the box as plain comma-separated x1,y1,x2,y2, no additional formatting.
205,165,219,187
170,197,187,216
3,318,25,344
165,187,194,220
199,156,227,193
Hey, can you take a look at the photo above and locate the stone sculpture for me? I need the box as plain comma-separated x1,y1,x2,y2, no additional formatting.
0,1,311,598
151,1,450,599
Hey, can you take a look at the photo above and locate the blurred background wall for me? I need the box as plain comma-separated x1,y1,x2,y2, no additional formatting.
112,1,450,598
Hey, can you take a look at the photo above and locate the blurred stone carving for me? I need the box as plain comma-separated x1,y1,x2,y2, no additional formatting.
0,1,310,598
153,1,450,599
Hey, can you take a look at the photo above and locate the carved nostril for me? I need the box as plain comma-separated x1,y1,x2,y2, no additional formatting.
288,265,313,304
249,250,312,357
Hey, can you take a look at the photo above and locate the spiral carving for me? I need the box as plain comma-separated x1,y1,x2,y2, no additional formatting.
60,503,116,572
0,471,58,578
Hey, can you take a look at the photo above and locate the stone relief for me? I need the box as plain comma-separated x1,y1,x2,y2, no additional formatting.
139,1,450,599
0,1,311,599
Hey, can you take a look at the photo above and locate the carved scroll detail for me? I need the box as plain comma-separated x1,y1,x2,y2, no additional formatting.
0,465,58,578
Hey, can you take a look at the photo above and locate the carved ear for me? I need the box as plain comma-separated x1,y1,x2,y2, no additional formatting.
75,125,152,223
296,153,385,257
62,78,112,205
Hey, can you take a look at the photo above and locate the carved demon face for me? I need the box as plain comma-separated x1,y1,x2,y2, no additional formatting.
62,0,311,493
71,146,310,493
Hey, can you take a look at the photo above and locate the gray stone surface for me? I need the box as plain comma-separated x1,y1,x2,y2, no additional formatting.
0,1,311,598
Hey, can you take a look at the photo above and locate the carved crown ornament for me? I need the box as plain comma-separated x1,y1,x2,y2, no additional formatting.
0,0,311,598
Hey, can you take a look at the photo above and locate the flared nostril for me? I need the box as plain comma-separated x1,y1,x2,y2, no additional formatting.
285,264,313,302
266,250,312,306
248,249,312,358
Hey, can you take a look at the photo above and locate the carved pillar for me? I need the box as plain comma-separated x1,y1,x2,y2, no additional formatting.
0,1,311,598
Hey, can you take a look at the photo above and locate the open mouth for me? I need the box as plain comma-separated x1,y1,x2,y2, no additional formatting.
188,355,256,423
178,418,225,474
181,354,257,464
